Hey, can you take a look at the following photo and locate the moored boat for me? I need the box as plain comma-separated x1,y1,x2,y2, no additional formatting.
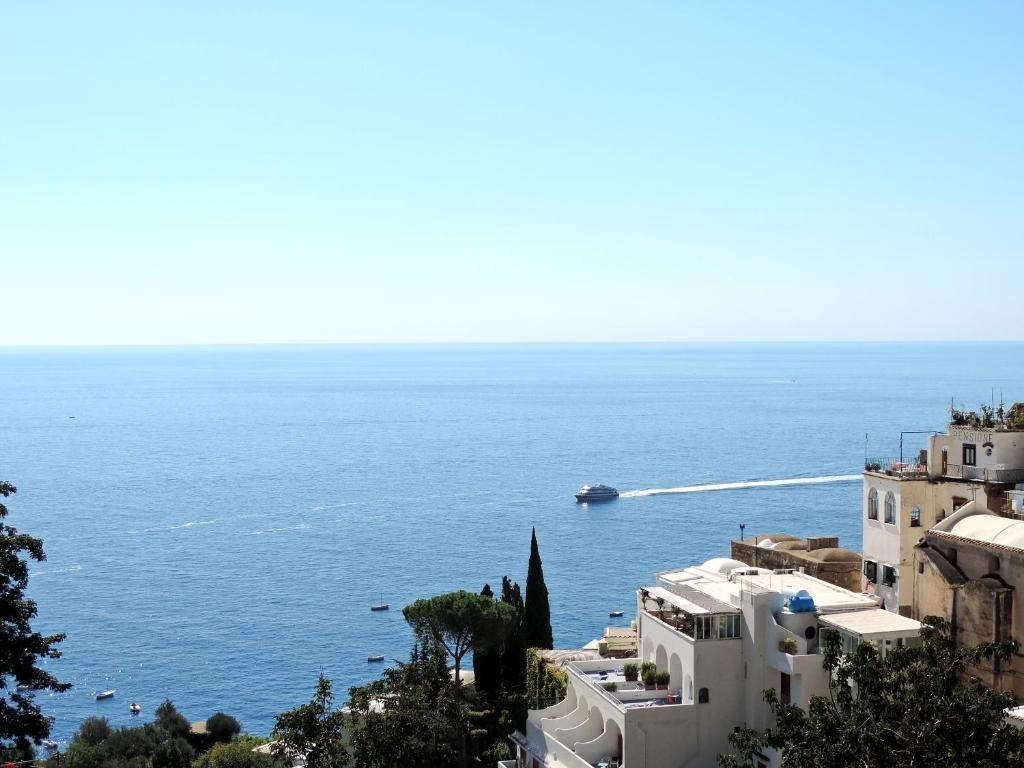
367,655,385,663
609,610,624,618
95,690,115,700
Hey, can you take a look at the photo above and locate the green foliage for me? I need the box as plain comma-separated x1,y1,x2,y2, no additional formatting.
524,649,566,710
76,717,113,747
641,668,657,687
64,739,107,768
640,661,656,677
272,674,347,768
205,714,240,745
498,576,526,695
655,671,670,686
404,592,516,675
0,481,70,752
472,584,502,701
105,723,163,762
1009,402,1024,428
152,738,195,768
347,644,463,768
523,528,553,650
622,663,638,681
718,619,1024,768
601,682,617,692
192,739,275,768
402,583,517,768
155,701,191,740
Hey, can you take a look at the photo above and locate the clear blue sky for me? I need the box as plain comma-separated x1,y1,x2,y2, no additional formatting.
2,3,1022,344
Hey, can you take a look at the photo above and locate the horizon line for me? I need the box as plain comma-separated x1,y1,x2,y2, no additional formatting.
2,339,1024,351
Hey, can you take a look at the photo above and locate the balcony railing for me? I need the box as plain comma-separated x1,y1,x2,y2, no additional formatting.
864,458,928,478
945,464,1024,483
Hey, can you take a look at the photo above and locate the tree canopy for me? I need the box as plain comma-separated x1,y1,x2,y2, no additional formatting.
347,644,463,768
272,674,348,768
0,481,70,755
718,617,1024,768
402,591,516,683
523,528,552,650
206,712,241,744
403,590,515,768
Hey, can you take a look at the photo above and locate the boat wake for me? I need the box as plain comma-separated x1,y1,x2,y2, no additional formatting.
619,474,860,498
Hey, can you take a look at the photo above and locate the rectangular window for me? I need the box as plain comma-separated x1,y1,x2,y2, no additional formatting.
881,565,896,587
715,614,742,639
864,560,877,582
910,507,921,527
963,444,977,466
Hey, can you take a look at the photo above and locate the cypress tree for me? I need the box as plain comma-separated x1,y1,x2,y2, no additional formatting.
523,527,553,649
472,584,502,700
499,576,526,692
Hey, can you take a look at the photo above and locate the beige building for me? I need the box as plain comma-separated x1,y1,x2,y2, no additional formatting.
912,500,1024,698
730,534,862,593
862,414,1024,615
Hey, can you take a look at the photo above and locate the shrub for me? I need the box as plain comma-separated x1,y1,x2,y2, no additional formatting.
205,713,241,744
76,717,112,746
601,681,618,692
155,700,191,740
64,740,106,768
641,668,657,687
656,671,671,686
623,663,638,681
640,661,656,677
193,740,275,768
151,737,193,768
779,637,798,654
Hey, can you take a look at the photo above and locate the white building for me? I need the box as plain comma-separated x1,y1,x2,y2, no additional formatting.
503,558,920,768
862,416,1024,616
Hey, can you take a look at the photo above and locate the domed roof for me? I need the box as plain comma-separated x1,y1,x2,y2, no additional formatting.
946,514,1024,550
807,547,862,563
774,540,808,551
701,557,749,575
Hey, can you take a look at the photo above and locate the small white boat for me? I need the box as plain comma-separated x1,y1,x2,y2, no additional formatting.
15,684,31,693
130,702,141,715
42,740,58,752
609,610,624,618
95,690,115,700
371,593,389,611
367,655,385,663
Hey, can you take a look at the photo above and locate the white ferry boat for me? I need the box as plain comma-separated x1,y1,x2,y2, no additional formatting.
574,484,619,502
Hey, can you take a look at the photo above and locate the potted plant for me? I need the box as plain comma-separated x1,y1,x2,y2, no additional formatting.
623,663,639,682
653,596,666,618
642,667,657,688
656,671,671,690
779,637,798,654
602,681,618,692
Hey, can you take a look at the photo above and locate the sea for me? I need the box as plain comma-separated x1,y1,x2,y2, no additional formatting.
3,342,1023,743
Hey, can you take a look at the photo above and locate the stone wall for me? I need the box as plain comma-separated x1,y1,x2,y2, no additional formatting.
730,534,862,593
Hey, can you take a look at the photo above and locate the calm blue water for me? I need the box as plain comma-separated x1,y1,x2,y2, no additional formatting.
3,343,1022,743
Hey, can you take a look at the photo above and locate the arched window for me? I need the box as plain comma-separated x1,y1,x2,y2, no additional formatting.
884,492,896,524
867,488,879,520
698,687,709,704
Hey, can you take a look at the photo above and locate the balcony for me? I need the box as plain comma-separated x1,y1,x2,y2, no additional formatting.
944,464,1024,483
864,457,927,479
